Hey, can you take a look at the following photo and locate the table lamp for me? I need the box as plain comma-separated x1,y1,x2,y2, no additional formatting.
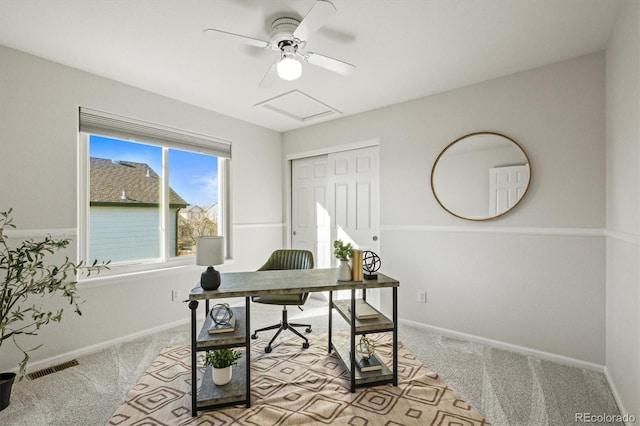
196,236,224,290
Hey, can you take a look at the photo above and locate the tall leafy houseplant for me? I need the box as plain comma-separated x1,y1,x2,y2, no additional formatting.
0,208,109,377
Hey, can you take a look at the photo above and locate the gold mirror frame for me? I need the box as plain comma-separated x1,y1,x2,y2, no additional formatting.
430,132,531,221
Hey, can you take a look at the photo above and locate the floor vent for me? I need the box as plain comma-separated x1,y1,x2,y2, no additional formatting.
26,359,79,380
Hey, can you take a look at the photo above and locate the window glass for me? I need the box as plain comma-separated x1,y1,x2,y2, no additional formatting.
88,136,218,265
169,148,219,256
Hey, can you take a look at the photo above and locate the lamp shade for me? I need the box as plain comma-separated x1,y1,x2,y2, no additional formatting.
196,236,224,266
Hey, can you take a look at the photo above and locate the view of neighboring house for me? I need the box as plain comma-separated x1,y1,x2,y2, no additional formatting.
180,204,218,224
89,157,188,263
178,204,218,255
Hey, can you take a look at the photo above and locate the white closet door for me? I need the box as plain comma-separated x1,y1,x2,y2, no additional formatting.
292,146,380,304
327,146,380,255
291,155,331,268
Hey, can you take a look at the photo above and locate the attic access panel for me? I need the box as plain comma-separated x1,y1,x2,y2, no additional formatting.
255,90,341,122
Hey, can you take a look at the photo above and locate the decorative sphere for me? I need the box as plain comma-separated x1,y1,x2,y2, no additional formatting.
362,251,381,274
210,303,233,325
355,336,376,360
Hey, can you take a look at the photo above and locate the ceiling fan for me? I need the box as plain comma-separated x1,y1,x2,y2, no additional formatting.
204,0,355,87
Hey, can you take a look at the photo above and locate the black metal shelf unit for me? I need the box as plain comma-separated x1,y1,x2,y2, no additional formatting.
328,287,398,392
189,298,251,416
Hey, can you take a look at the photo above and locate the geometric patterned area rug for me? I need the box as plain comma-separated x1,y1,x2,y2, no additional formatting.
107,333,489,426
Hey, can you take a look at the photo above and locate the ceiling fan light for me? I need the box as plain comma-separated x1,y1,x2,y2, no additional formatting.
277,56,302,81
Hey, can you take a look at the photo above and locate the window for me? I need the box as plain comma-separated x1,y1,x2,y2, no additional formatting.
78,108,231,274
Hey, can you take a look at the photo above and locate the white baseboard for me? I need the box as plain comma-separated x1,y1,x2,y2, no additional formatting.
398,317,605,372
603,367,633,425
15,315,203,375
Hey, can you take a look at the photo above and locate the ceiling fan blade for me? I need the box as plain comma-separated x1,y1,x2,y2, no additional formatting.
258,60,279,88
302,51,355,76
293,0,336,41
203,28,270,49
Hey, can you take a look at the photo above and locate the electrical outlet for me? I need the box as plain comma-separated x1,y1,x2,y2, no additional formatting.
418,291,427,303
171,289,181,302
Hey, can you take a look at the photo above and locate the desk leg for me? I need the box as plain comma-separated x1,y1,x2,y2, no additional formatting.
350,289,356,393
245,296,251,408
328,291,333,354
189,300,199,417
393,287,398,386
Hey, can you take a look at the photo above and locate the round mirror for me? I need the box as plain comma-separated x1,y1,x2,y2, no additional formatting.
431,132,531,221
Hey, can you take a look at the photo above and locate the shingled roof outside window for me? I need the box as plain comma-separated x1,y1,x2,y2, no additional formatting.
90,157,188,207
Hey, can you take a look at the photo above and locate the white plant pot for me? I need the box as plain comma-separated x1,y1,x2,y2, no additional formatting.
212,366,232,386
337,260,352,281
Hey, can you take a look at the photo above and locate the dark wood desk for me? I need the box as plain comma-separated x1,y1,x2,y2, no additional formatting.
188,268,399,416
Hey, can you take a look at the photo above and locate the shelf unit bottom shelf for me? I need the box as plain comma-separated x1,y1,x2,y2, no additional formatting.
331,338,394,387
197,357,248,409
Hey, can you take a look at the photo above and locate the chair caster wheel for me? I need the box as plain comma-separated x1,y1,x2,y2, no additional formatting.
265,346,272,353
305,327,312,333
302,342,310,349
251,334,258,339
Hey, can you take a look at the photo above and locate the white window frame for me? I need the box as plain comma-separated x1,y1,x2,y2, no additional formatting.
77,108,232,279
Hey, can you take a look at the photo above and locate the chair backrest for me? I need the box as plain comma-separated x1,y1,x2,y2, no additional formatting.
258,249,314,271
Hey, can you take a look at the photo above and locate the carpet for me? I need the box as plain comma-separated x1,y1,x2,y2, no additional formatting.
107,333,489,425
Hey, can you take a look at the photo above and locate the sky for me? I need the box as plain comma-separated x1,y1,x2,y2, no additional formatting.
90,135,219,207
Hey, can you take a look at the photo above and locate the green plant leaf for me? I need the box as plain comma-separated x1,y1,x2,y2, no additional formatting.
203,348,243,368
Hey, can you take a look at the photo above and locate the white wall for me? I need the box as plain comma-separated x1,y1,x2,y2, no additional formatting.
0,45,284,372
284,53,607,364
605,0,640,418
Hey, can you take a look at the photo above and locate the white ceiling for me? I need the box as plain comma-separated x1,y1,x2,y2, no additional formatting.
0,0,621,132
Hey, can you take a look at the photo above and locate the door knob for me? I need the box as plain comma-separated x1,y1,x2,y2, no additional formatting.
293,231,297,236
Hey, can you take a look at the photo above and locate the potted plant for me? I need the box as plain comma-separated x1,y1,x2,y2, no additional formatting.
0,209,108,411
204,348,243,386
333,239,353,281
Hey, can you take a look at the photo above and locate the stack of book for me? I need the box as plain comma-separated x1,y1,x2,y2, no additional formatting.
208,315,236,335
347,300,379,320
356,353,382,372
